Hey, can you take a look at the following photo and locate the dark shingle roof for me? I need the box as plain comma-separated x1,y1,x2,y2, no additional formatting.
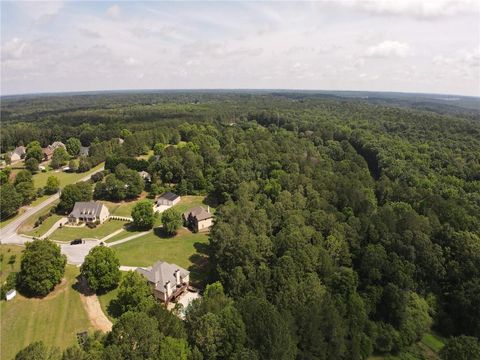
158,192,179,202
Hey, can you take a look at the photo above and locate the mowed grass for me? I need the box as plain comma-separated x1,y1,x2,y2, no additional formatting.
49,219,129,242
0,266,93,360
0,244,24,283
18,202,59,236
24,214,63,238
32,163,104,189
171,195,211,216
422,333,445,352
105,197,153,217
112,229,207,268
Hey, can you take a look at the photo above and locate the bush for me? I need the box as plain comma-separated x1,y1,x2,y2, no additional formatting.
25,158,39,173
17,240,66,297
90,171,105,183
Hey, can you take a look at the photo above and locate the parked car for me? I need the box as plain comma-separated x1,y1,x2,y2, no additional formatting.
70,239,83,245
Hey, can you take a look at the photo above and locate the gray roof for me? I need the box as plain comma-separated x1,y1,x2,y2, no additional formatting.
13,146,26,156
183,206,212,221
79,146,89,156
69,201,106,218
157,192,179,202
136,261,189,291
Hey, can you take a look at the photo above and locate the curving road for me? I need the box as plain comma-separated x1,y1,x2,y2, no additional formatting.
0,166,104,244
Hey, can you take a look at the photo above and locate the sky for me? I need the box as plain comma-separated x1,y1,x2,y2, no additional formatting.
1,0,480,96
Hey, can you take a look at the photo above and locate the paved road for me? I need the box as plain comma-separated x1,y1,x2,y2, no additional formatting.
60,240,99,265
0,166,104,244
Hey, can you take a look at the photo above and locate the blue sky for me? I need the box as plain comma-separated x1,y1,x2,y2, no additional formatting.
1,1,479,96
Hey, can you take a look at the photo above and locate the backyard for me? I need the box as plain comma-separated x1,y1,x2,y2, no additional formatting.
112,228,210,285
0,265,93,360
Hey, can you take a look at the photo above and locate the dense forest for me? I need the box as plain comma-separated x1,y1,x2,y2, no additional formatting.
2,91,480,359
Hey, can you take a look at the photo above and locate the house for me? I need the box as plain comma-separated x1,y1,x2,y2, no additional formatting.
49,141,66,151
42,147,54,161
68,201,110,225
5,289,16,301
136,261,189,304
183,206,213,232
79,146,89,156
7,146,26,162
156,192,181,207
138,171,151,182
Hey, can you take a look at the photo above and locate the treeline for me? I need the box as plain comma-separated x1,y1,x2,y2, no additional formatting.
4,93,480,359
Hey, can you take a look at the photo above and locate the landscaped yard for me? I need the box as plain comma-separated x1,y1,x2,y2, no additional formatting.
0,244,24,283
171,195,211,216
49,219,129,242
17,201,59,236
0,266,93,360
112,228,210,285
105,197,153,217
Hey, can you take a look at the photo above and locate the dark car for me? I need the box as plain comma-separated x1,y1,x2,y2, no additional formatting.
70,239,83,245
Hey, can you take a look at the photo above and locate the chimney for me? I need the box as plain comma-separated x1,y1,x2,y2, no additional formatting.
175,269,181,286
165,281,172,297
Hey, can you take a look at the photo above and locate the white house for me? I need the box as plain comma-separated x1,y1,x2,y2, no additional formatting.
7,146,26,162
136,261,190,304
5,289,16,301
68,201,110,225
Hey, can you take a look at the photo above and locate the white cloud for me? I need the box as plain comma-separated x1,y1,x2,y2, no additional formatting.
16,1,63,23
2,38,28,60
337,0,479,18
106,4,121,19
366,41,411,58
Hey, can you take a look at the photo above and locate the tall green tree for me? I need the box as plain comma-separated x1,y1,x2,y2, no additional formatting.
131,200,155,230
17,240,66,297
81,246,121,293
66,137,81,157
161,208,182,235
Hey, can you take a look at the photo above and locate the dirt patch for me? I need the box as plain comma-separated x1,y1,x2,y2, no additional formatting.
79,293,113,333
75,276,113,333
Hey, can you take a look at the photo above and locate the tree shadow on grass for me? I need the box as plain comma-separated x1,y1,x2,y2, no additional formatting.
153,226,175,239
71,275,95,296
188,242,214,289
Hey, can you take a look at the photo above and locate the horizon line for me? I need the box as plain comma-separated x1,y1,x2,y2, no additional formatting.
1,88,479,99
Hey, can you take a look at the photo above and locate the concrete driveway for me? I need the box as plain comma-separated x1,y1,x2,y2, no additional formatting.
60,240,99,265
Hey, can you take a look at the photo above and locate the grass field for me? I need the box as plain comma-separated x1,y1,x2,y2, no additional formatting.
0,266,93,360
171,195,211,216
0,245,24,283
112,228,210,285
49,219,129,241
105,197,153,217
18,201,59,236
32,163,104,189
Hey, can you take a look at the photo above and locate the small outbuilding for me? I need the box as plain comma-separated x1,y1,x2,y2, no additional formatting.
5,289,16,301
156,192,181,207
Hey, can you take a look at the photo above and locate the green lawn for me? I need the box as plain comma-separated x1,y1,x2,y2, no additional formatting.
18,201,59,235
421,333,445,352
32,163,104,189
49,219,129,241
24,214,63,238
0,245,24,283
105,197,153,217
0,266,93,360
112,228,210,286
171,195,210,216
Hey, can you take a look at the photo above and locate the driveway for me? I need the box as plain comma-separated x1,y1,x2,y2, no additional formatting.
59,240,99,265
